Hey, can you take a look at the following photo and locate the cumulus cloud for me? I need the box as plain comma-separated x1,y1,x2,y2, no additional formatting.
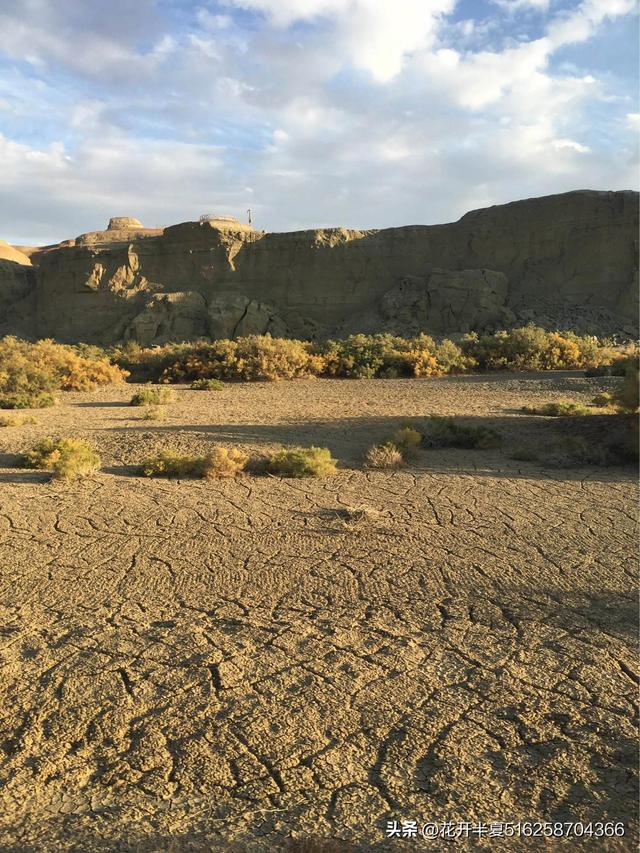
0,0,637,243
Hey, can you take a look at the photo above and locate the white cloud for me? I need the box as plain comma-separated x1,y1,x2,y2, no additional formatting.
0,0,637,244
626,113,640,128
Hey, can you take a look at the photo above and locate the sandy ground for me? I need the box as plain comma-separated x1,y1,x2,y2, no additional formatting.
0,373,637,852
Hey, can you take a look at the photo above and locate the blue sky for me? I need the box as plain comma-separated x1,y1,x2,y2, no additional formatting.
0,0,637,244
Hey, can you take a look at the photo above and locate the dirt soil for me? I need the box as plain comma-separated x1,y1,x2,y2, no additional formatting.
0,373,637,852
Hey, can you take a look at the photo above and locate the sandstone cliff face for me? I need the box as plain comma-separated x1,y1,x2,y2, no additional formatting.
3,190,637,344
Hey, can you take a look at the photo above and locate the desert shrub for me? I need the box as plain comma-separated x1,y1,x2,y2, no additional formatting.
203,446,248,479
130,387,175,406
364,442,406,469
156,335,322,383
612,355,639,412
509,445,540,462
23,437,100,480
0,413,36,427
434,338,477,373
548,436,614,467
422,416,500,448
461,326,607,371
267,446,337,477
521,401,592,417
391,426,422,458
139,406,166,421
0,337,127,405
190,378,225,391
318,333,450,379
0,390,56,409
591,392,616,408
141,450,206,478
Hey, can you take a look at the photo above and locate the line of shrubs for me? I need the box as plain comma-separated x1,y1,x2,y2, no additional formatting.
1,329,636,409
111,328,630,383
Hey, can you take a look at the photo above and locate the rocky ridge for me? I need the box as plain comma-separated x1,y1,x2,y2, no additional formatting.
1,190,637,344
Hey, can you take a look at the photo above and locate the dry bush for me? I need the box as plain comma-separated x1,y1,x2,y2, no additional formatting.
0,336,127,409
591,392,616,408
23,437,100,480
423,416,500,448
203,446,248,479
130,387,175,406
365,442,406,469
267,446,337,477
190,378,225,390
509,445,540,462
461,326,608,371
140,450,206,478
158,335,321,383
521,401,592,417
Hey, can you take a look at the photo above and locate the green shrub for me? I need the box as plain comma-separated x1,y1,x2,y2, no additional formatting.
423,416,500,448
364,442,406,469
23,437,100,480
613,356,639,413
521,401,592,417
0,413,36,427
0,390,56,409
130,387,175,406
267,446,337,477
190,378,225,391
140,450,206,478
203,446,248,478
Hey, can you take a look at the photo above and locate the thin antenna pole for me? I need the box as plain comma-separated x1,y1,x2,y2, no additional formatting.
247,208,252,226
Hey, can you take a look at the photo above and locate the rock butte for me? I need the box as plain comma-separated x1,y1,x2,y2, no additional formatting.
1,189,637,345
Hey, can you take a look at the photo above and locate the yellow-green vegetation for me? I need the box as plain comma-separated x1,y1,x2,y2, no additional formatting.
591,392,616,408
422,416,500,448
108,327,623,384
461,327,604,371
391,426,422,457
189,378,225,390
364,442,406,469
267,446,337,477
23,438,100,480
0,413,37,427
522,401,592,416
0,336,127,408
139,406,166,421
130,387,175,406
203,447,248,479
141,450,206,478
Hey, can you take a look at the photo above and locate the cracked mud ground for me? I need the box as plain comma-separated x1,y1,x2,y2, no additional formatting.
0,373,637,852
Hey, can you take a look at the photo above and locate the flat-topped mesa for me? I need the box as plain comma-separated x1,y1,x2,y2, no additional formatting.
107,216,144,230
76,217,164,246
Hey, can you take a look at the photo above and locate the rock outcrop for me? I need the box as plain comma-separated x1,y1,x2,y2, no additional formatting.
2,190,637,344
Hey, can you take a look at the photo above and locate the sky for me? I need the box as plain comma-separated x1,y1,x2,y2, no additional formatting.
0,0,638,244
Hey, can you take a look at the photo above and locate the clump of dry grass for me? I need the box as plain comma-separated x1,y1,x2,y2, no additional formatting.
23,437,100,480
267,446,337,477
364,442,406,469
139,406,166,421
130,387,175,406
521,401,592,417
203,447,248,479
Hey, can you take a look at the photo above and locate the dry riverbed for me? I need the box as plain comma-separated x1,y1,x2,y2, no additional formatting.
0,373,637,851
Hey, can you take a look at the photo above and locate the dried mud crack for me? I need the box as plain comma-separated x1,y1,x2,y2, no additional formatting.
0,374,637,851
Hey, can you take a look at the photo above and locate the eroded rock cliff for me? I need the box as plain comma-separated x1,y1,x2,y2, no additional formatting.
2,190,637,344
